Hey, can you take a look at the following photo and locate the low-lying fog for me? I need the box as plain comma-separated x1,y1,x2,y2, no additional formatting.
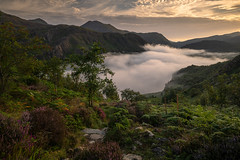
105,45,239,94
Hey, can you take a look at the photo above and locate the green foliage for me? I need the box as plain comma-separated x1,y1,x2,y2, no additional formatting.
0,22,47,95
70,43,114,107
105,107,133,146
102,79,119,100
43,56,67,93
121,88,145,102
228,73,240,106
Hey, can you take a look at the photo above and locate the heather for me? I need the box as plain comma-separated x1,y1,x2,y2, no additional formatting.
1,22,240,160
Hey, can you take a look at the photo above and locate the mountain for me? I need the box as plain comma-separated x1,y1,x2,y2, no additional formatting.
163,54,240,98
0,11,145,57
81,20,172,46
174,32,240,47
28,18,48,25
81,20,128,34
181,40,240,53
136,32,172,46
174,32,240,53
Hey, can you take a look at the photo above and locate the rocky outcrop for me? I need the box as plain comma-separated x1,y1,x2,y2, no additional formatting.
82,128,107,143
123,154,142,160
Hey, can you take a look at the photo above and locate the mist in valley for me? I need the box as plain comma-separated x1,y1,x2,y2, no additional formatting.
105,45,239,94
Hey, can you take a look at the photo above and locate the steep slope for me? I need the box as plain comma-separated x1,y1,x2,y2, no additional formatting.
0,11,146,57
81,21,172,46
174,32,240,47
28,18,48,25
81,20,128,34
136,32,172,46
181,40,240,53
163,55,240,97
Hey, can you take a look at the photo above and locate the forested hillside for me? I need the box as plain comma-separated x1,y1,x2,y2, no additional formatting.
1,18,240,160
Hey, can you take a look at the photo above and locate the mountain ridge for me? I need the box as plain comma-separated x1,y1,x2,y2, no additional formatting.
0,11,146,57
81,20,172,46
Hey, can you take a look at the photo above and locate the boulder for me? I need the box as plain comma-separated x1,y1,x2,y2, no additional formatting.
123,154,142,160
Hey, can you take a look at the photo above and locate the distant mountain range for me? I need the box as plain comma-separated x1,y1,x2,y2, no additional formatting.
174,32,240,53
0,11,239,57
0,11,170,57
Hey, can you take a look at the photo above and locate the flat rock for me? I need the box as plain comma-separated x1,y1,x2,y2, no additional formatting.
135,126,143,130
123,154,142,160
89,141,95,144
82,128,104,135
145,130,154,137
90,134,104,140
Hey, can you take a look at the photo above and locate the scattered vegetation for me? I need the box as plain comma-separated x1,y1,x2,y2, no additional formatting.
1,22,240,160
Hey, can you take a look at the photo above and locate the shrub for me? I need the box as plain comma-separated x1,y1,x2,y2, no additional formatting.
73,142,122,160
69,106,97,128
141,114,163,126
105,107,133,146
28,107,67,147
0,113,39,159
94,106,106,120
204,136,240,160
65,114,84,131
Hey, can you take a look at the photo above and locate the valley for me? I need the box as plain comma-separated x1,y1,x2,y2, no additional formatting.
0,10,240,160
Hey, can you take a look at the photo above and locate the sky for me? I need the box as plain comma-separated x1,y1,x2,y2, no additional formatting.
105,45,238,94
0,0,240,41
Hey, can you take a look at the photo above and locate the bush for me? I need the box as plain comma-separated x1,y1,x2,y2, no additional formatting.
105,107,133,146
69,106,102,128
141,113,163,127
28,107,67,147
73,142,122,160
0,113,39,159
204,136,240,160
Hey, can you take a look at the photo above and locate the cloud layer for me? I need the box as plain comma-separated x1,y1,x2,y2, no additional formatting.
105,45,237,94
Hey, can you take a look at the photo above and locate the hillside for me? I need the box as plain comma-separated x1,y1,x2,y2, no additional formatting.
181,40,240,53
28,18,48,25
174,32,240,47
0,11,146,56
174,32,240,53
162,55,240,102
1,17,240,160
81,21,172,46
81,20,128,34
136,32,172,45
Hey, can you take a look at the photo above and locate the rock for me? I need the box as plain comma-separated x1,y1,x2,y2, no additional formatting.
157,137,168,144
135,126,143,130
123,154,142,160
82,128,107,142
152,147,165,156
89,141,95,144
90,134,104,140
145,130,154,137
135,141,142,146
82,128,105,135
132,145,137,151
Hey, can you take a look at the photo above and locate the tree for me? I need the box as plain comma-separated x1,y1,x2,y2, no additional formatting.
121,88,143,102
216,74,228,106
0,23,47,95
43,56,66,94
228,73,240,106
102,79,119,100
71,43,114,107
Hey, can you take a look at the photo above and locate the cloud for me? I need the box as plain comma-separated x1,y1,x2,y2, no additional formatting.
105,45,237,94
